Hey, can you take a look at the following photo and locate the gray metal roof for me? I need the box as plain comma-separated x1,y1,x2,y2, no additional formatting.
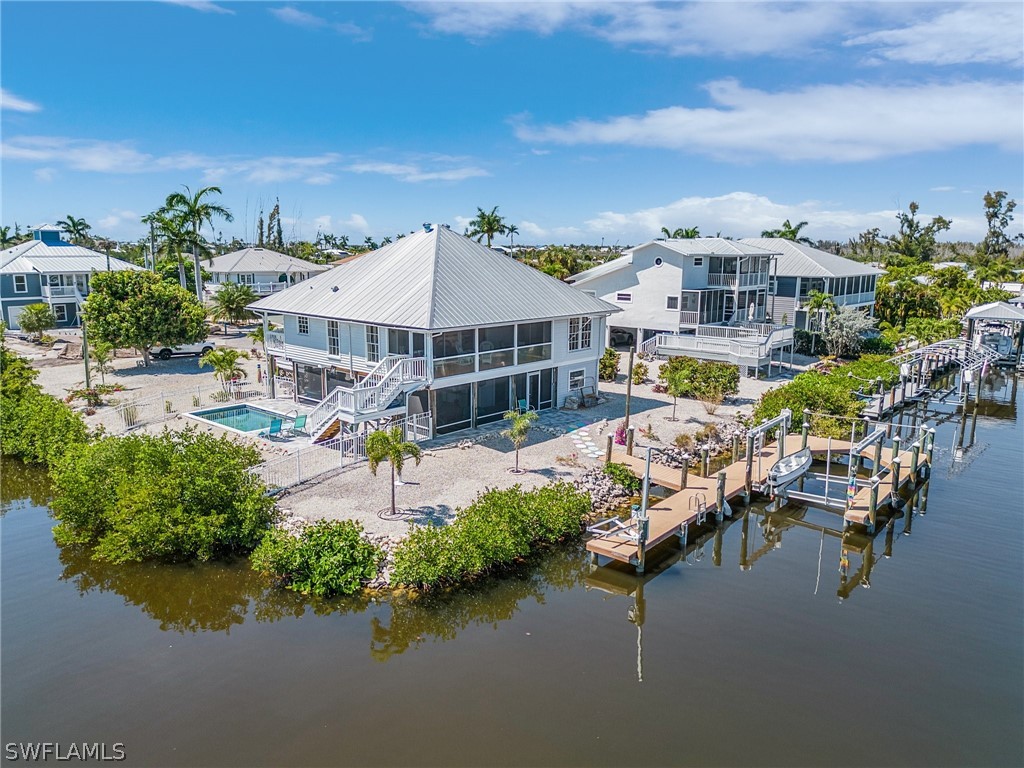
249,225,618,329
741,238,881,278
964,301,1024,322
0,239,142,274
207,247,330,275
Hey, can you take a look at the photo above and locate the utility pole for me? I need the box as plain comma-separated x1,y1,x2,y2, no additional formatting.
149,220,157,271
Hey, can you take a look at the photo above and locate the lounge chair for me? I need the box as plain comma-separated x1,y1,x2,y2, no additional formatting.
517,398,536,413
260,418,283,439
285,414,307,436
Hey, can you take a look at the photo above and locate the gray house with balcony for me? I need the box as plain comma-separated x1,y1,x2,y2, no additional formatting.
0,225,142,331
567,238,793,375
740,238,881,330
207,247,330,297
249,224,617,440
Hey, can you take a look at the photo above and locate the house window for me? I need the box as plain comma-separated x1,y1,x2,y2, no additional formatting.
770,277,778,294
297,316,309,335
654,257,663,266
366,325,380,363
13,275,27,293
568,316,592,351
517,321,552,365
666,296,679,310
54,305,67,323
327,321,340,356
238,274,255,285
568,369,586,391
615,292,632,303
693,257,704,267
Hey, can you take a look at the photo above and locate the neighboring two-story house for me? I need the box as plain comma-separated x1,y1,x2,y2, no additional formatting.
0,225,142,331
249,225,617,441
207,247,330,296
568,238,793,375
740,238,881,330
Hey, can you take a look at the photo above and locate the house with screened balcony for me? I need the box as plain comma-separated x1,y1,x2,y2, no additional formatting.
567,237,794,376
248,224,617,441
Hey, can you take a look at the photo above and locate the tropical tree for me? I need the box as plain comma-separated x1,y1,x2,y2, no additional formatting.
977,190,1018,261
209,282,258,331
821,306,877,358
0,226,15,249
466,206,507,247
506,223,519,248
199,348,250,392
663,366,690,421
886,202,951,265
82,270,207,366
59,215,92,245
660,226,700,239
90,342,115,385
143,209,193,289
502,409,538,473
804,290,835,354
366,426,423,517
762,219,812,245
16,303,56,340
163,186,233,301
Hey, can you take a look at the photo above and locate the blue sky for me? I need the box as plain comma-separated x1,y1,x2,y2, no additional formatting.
2,0,1022,246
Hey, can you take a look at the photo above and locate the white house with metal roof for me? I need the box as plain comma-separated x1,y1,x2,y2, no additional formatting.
207,247,330,296
739,238,881,330
249,224,617,440
567,238,793,375
0,225,142,331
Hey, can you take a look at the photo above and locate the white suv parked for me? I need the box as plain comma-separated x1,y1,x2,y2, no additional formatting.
154,340,216,360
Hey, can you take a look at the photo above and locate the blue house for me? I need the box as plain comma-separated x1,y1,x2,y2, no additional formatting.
0,225,141,330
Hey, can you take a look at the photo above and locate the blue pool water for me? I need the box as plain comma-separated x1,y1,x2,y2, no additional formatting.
192,404,287,433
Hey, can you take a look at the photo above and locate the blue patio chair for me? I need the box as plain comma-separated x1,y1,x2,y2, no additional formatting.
285,414,307,436
260,418,283,439
517,398,535,413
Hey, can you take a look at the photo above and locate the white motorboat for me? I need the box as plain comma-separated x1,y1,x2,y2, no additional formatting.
766,448,812,488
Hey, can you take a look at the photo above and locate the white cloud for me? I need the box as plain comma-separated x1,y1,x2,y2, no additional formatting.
98,209,140,230
930,186,956,193
33,168,56,182
515,79,1024,162
515,219,583,243
1,88,42,113
269,6,370,40
162,0,234,14
845,4,1023,65
411,1,851,58
340,213,370,233
313,215,332,230
346,160,489,183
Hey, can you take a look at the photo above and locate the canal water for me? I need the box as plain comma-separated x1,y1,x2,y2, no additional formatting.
3,373,1022,767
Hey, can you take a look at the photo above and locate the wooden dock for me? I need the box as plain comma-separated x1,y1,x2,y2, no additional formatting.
587,430,934,571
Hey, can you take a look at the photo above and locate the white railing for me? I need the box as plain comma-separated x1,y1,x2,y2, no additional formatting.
706,272,770,288
254,282,289,295
306,356,429,439
112,379,269,432
679,310,700,324
639,336,658,357
273,376,295,397
249,411,433,492
265,330,285,351
42,284,77,298
653,325,794,368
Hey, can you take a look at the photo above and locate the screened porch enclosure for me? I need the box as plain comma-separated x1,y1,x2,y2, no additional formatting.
680,288,768,325
432,368,556,435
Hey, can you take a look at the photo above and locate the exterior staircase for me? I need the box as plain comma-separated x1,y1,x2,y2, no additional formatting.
307,355,429,442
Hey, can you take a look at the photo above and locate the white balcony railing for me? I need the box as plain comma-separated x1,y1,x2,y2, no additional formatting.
265,330,285,351
680,310,700,325
42,284,77,298
706,272,770,288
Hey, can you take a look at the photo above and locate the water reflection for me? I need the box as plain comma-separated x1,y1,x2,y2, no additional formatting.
371,547,586,661
0,459,53,512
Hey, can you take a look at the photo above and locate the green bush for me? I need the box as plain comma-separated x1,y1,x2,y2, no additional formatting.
50,427,274,563
1,342,88,466
793,329,814,355
252,520,382,597
631,361,649,385
658,356,739,399
860,336,895,355
602,462,641,494
390,483,591,590
598,348,619,381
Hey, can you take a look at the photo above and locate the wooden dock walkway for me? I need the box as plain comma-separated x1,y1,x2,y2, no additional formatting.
588,432,933,570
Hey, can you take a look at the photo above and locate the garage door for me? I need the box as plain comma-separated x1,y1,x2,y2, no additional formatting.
6,306,23,330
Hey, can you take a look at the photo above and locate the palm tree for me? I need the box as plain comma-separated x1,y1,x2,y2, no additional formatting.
59,215,92,245
16,303,56,340
762,219,813,245
209,282,258,331
143,209,193,289
366,426,423,517
199,348,249,392
804,290,835,354
0,226,14,249
163,186,233,301
466,206,507,247
363,236,378,250
502,409,538,473
660,226,700,239
506,223,519,248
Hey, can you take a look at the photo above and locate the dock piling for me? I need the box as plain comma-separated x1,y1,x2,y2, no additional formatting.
801,409,810,449
731,434,740,461
680,456,689,490
701,447,710,477
605,434,613,463
892,435,901,463
715,471,727,522
744,434,755,503
626,426,635,456
910,441,921,480
868,478,879,532
891,457,902,510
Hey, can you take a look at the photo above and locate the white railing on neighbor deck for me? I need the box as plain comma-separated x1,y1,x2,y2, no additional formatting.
248,411,433,492
653,325,794,367
41,284,77,298
265,330,285,351
112,379,269,433
706,272,770,288
679,310,700,325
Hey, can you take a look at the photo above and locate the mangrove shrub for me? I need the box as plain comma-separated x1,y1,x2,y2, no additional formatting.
51,427,274,563
252,520,382,598
390,483,591,590
657,356,739,399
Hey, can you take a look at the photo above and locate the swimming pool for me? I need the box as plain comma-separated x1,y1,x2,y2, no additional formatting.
191,404,290,433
